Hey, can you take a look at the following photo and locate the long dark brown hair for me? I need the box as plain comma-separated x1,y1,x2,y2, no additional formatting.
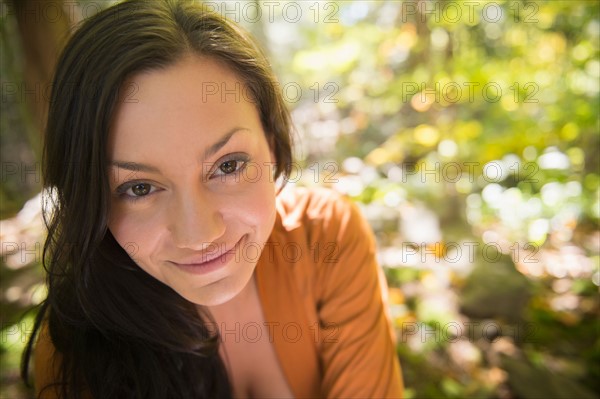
21,0,293,397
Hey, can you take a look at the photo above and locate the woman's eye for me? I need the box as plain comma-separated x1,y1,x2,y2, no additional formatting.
212,156,248,178
116,182,157,200
219,160,239,174
130,183,152,196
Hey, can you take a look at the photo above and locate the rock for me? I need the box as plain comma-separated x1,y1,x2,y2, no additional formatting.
502,356,598,399
459,257,531,323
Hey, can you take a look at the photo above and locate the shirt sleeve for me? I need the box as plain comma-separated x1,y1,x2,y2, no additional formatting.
33,323,63,399
312,193,404,398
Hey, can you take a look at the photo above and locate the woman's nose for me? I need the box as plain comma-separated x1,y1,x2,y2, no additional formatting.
168,190,226,251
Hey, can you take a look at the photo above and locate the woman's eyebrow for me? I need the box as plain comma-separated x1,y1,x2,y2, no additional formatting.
111,161,159,173
110,127,250,173
203,127,249,159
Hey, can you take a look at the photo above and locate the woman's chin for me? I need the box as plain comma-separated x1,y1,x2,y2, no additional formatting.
182,268,256,308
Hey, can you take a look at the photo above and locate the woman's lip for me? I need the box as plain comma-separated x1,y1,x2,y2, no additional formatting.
176,245,234,265
170,236,245,274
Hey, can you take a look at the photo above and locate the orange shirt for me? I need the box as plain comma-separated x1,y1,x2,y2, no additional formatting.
255,187,403,398
34,187,403,398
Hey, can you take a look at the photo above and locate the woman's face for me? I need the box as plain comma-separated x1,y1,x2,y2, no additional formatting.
107,56,277,306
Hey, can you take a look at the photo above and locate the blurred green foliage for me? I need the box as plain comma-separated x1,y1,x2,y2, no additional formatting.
1,1,599,398
255,1,599,397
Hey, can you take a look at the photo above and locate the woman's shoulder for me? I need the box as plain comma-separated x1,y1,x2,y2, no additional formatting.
271,185,377,267
275,185,360,234
32,318,63,398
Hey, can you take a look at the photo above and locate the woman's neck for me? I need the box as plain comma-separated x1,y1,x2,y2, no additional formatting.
203,272,260,323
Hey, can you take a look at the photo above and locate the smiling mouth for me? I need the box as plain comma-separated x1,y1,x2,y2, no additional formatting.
170,235,246,274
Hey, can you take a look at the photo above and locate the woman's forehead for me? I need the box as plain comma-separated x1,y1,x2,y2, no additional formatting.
109,56,262,152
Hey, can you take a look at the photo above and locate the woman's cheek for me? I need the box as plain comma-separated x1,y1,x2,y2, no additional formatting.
241,176,277,231
109,204,165,264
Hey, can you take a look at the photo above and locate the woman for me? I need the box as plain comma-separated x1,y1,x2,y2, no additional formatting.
22,0,403,397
